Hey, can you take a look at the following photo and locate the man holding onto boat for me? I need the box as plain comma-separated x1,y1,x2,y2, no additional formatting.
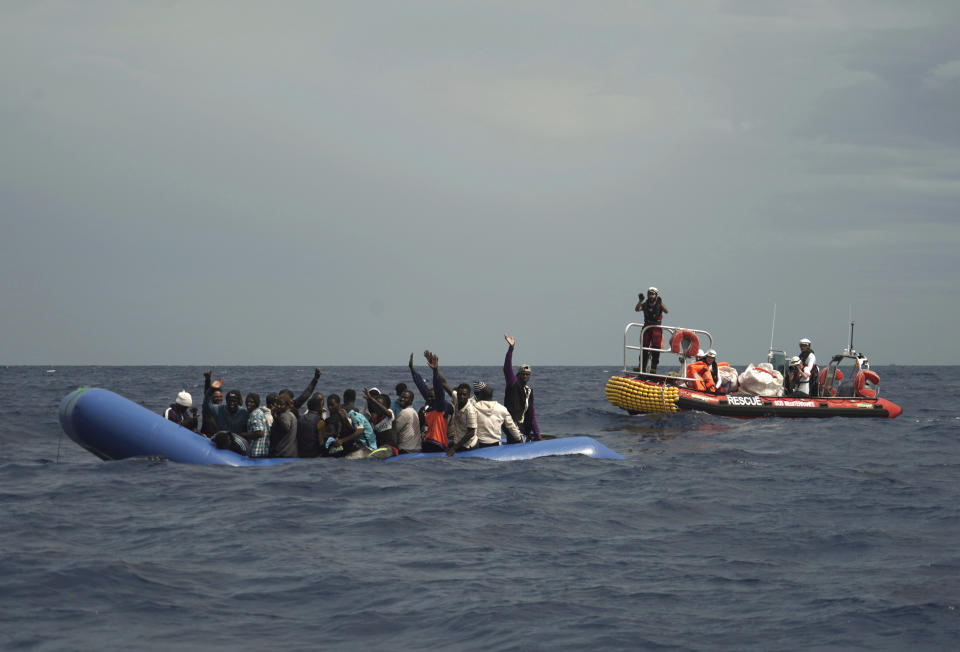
635,287,668,374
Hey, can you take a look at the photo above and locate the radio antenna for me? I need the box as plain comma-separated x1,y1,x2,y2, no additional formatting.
769,303,777,351
846,305,855,354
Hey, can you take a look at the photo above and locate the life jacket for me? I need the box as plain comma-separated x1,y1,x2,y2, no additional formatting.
422,409,449,448
164,404,186,425
504,382,533,431
686,360,717,393
296,410,325,458
641,298,665,325
799,349,819,394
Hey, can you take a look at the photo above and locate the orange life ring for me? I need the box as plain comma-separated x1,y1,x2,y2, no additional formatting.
669,330,700,358
853,369,880,398
818,367,843,397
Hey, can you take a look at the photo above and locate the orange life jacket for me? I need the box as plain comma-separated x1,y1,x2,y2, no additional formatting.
423,410,449,448
686,361,717,393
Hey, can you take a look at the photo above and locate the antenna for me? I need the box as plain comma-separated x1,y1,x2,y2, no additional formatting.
769,303,777,351
846,305,855,355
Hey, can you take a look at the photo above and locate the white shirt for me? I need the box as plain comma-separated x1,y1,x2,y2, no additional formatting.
800,351,817,393
473,400,523,445
448,390,479,449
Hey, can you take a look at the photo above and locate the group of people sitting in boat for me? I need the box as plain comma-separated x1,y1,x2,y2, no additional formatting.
161,335,541,459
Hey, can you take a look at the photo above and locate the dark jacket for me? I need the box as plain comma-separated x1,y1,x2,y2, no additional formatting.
296,410,324,458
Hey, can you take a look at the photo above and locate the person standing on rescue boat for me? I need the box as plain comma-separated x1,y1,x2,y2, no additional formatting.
635,287,668,374
798,338,819,396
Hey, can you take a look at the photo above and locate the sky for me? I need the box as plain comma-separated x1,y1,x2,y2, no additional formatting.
2,1,959,365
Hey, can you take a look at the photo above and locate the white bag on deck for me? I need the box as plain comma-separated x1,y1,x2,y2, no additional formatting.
718,365,739,393
738,363,784,397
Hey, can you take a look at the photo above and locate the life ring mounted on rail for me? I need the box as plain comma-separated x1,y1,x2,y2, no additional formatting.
853,369,880,398
819,367,843,397
669,330,700,358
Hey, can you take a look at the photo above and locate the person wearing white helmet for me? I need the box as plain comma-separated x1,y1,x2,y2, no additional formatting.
686,349,719,393
164,390,198,431
784,356,804,395
634,286,669,374
797,338,819,396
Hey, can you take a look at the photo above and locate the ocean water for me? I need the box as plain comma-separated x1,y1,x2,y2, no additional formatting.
1,365,958,651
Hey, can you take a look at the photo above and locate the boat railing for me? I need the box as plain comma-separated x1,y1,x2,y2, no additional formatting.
622,323,714,382
767,349,788,380
820,353,879,400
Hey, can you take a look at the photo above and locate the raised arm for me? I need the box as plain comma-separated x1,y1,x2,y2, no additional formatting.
434,366,454,397
363,387,388,417
503,334,518,386
204,377,224,410
293,367,322,410
409,353,430,400
424,350,448,409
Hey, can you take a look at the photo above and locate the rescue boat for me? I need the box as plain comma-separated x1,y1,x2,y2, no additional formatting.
605,323,902,419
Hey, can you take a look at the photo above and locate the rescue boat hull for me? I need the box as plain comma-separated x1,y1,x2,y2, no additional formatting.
675,387,902,418
605,376,902,419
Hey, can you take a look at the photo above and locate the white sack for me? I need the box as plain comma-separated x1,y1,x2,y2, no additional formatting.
738,363,784,397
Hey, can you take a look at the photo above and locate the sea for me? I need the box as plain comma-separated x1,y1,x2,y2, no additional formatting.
1,365,957,651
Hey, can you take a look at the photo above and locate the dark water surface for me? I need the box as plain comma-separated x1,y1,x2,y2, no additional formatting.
1,365,958,651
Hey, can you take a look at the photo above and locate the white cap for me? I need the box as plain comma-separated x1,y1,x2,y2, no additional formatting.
799,338,811,345
648,287,659,294
705,349,717,358
175,390,193,407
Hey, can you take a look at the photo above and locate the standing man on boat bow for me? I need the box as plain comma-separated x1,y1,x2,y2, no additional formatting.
635,287,669,374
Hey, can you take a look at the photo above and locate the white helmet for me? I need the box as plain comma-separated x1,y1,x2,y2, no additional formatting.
705,349,717,358
648,286,659,295
789,355,802,367
799,338,811,346
697,349,705,358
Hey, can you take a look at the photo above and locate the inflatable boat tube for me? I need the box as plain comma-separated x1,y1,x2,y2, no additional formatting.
390,437,623,461
59,388,623,465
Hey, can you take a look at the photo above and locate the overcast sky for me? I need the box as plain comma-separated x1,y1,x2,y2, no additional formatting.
2,1,958,365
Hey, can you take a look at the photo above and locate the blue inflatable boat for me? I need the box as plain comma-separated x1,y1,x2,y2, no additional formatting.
59,388,623,466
